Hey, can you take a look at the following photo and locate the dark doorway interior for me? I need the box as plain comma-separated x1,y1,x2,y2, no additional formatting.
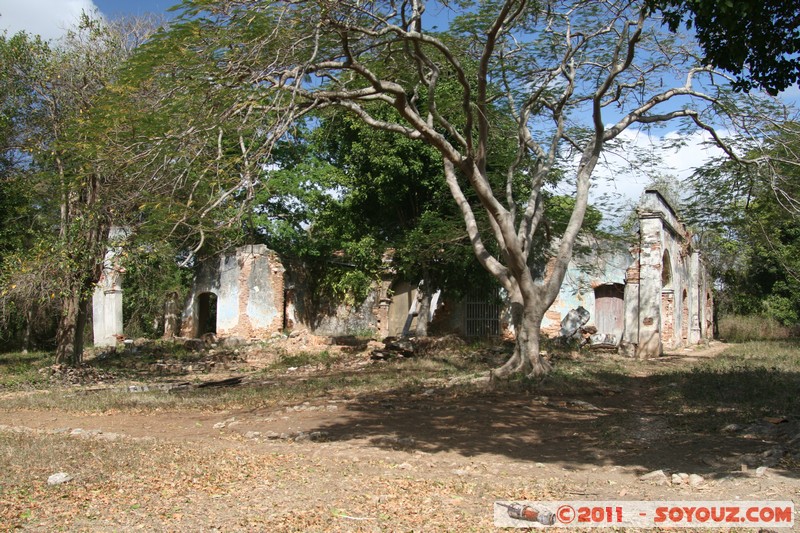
198,292,218,335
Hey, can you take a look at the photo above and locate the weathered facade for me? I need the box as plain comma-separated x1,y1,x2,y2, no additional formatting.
92,191,712,356
541,190,713,356
624,190,714,357
179,244,286,339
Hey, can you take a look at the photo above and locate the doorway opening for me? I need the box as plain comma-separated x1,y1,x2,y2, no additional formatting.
198,292,218,335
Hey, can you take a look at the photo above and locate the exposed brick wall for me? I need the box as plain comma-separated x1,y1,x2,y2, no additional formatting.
661,291,674,345
542,310,562,337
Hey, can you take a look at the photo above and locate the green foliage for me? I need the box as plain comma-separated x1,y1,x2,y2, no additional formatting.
650,0,800,94
545,195,602,236
252,102,599,307
686,122,800,327
251,111,479,304
760,294,799,326
120,244,193,339
0,32,50,262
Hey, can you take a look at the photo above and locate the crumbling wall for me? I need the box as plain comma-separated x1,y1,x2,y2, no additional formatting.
283,262,380,338
539,190,713,358
180,244,284,339
540,238,631,340
305,292,380,337
630,190,710,358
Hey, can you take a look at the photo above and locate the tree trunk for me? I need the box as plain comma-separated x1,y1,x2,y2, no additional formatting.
55,293,80,365
54,277,95,365
414,276,431,338
73,294,90,365
22,309,33,354
492,302,552,379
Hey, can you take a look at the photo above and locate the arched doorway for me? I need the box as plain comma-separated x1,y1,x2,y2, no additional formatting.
197,292,218,335
661,251,672,288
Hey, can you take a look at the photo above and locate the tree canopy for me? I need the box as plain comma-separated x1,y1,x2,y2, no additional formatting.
650,0,800,95
146,0,782,375
686,121,800,326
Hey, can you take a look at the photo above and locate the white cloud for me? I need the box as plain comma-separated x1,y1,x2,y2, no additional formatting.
553,129,729,224
0,0,100,42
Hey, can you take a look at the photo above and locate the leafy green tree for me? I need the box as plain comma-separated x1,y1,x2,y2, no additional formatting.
253,112,500,334
650,0,800,94
0,15,159,362
120,243,193,338
686,122,800,325
0,32,50,266
157,0,777,375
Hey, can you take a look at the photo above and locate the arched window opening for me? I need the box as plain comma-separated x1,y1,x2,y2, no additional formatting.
661,251,673,288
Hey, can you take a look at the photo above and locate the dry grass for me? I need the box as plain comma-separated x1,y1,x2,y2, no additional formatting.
0,424,557,531
718,314,800,342
0,347,493,414
2,339,800,530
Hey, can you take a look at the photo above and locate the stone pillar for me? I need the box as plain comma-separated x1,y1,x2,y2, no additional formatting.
621,251,640,357
92,227,127,347
163,292,180,339
688,251,702,344
92,264,123,347
636,216,663,358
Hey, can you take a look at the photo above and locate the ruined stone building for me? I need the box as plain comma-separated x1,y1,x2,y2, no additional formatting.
91,190,712,357
626,190,714,356
540,190,714,356
179,245,286,339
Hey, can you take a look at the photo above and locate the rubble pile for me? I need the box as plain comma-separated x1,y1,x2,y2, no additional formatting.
39,364,116,386
371,334,471,360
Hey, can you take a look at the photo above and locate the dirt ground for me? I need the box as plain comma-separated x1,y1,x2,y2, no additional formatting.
0,341,798,531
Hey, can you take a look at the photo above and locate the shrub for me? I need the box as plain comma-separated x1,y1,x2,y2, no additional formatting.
718,314,799,342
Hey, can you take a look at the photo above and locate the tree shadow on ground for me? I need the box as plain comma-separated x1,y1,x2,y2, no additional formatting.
305,362,800,479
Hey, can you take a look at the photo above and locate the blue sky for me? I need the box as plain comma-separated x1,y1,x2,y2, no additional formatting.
2,0,796,213
0,0,176,40
94,0,175,19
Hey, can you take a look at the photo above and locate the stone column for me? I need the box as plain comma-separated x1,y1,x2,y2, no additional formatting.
636,216,663,358
688,251,702,344
92,265,123,347
621,249,640,357
163,292,180,339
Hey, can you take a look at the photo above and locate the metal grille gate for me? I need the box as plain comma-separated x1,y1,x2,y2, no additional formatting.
464,289,500,337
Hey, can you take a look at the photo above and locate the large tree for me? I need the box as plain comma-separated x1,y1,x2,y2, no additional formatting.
254,110,503,335
155,0,775,376
0,15,159,361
